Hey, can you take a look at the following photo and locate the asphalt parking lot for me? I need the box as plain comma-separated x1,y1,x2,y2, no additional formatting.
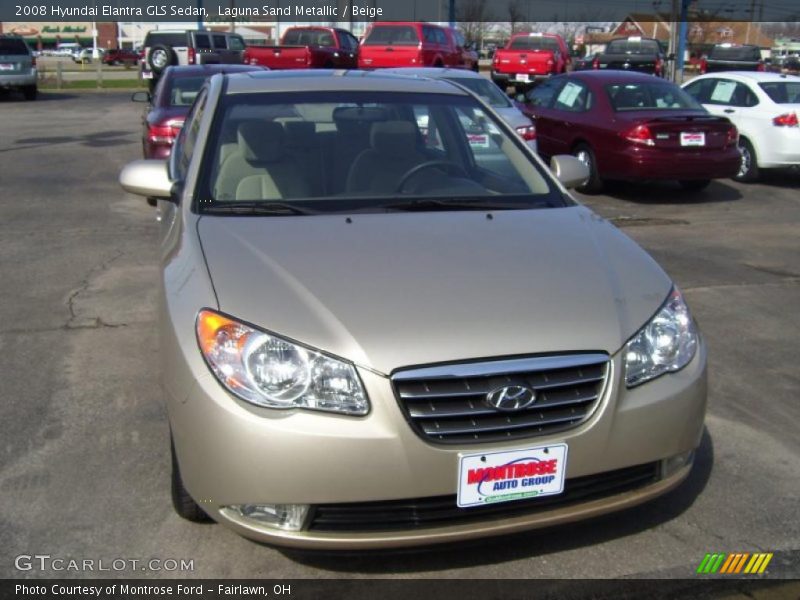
0,91,798,584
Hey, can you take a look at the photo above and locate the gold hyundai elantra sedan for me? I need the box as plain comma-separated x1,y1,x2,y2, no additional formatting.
119,70,706,549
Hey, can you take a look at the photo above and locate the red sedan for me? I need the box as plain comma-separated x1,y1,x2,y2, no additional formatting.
518,71,741,193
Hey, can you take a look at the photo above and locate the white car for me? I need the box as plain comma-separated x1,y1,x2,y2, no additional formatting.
683,72,800,181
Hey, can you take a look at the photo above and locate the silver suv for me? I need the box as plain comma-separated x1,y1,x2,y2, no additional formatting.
0,35,37,101
142,30,245,88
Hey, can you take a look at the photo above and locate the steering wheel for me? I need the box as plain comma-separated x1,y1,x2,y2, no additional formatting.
394,161,469,193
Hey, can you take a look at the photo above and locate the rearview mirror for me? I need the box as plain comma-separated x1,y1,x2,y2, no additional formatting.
131,91,150,103
119,160,172,200
550,155,589,189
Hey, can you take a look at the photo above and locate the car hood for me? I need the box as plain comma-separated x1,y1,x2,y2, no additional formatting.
198,206,671,374
495,106,532,130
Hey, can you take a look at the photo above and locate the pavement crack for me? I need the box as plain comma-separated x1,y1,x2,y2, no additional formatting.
65,249,125,329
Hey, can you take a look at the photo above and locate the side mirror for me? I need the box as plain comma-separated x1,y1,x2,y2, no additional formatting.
131,91,150,103
550,155,589,189
119,160,173,200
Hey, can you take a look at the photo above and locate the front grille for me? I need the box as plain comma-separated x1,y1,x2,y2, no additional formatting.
391,354,610,444
309,462,659,532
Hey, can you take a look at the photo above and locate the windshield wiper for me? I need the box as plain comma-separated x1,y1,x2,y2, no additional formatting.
376,197,556,212
201,201,317,216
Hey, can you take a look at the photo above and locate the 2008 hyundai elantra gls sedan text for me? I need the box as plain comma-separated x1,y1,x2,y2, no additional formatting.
119,71,706,549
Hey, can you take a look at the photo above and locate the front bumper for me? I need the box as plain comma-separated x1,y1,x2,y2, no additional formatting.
168,337,707,549
0,70,37,89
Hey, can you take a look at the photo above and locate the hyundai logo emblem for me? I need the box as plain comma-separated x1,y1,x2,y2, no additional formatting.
485,385,537,412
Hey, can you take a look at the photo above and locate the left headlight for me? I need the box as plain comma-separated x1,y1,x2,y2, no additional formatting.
196,309,369,416
624,288,698,388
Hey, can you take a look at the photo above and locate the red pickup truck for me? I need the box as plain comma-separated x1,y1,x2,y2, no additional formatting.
243,27,359,70
359,22,476,70
491,33,571,91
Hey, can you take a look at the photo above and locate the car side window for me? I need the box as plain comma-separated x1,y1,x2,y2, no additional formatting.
174,88,208,182
194,34,211,50
707,79,759,107
683,79,714,103
552,80,591,112
527,78,564,108
435,29,448,46
228,36,244,51
212,35,227,50
422,27,436,44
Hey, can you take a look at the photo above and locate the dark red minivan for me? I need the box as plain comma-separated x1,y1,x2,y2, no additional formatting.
518,70,741,193
358,22,462,69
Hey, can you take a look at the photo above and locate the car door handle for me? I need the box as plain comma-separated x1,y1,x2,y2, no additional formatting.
724,109,735,113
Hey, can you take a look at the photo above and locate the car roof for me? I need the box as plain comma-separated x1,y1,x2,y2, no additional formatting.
375,67,485,80
165,65,264,77
689,71,800,84
223,70,469,95
563,70,670,84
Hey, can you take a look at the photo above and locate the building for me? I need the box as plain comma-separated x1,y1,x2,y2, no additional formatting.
1,21,118,50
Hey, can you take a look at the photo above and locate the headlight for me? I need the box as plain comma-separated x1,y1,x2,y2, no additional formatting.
624,288,698,388
196,309,369,415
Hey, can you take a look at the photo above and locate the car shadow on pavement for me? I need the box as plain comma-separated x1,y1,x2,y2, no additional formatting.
0,91,78,102
758,167,800,189
4,130,134,154
601,180,743,205
280,427,714,573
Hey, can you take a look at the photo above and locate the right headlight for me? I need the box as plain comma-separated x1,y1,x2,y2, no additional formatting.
624,288,698,388
196,309,369,416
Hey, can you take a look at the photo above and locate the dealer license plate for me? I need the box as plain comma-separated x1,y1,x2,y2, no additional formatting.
142,71,153,79
515,73,530,82
0,63,15,71
680,132,705,146
457,444,568,508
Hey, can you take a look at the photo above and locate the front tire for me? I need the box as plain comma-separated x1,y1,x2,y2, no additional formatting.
734,137,760,183
171,435,211,522
573,143,603,194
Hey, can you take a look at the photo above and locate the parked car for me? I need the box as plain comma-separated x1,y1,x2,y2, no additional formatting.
243,26,359,70
142,30,246,89
72,47,103,64
103,48,140,66
132,64,266,205
119,69,706,549
377,67,537,151
358,22,463,69
593,36,666,77
518,70,740,193
54,42,81,57
451,29,480,71
0,35,37,101
683,72,800,181
699,44,765,74
491,33,571,91
572,51,601,71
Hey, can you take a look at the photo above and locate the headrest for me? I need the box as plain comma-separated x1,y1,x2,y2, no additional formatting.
283,121,315,147
370,121,417,157
238,121,284,163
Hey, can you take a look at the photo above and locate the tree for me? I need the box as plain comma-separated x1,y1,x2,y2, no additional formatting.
507,0,526,35
456,0,493,46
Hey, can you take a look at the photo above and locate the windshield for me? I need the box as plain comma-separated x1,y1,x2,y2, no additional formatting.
607,82,703,111
606,39,661,55
758,81,800,104
363,26,419,46
443,77,512,108
197,91,563,215
508,36,560,52
709,45,761,61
